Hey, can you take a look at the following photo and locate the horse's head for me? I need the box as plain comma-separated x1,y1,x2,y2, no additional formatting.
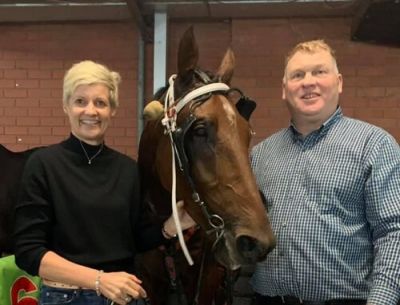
140,27,275,270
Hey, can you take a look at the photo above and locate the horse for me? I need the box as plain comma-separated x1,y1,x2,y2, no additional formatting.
137,27,276,305
0,145,41,256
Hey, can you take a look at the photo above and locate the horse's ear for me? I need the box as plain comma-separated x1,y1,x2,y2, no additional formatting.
177,26,199,78
216,48,235,85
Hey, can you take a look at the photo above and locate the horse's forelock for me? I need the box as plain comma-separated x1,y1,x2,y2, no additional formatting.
153,86,168,102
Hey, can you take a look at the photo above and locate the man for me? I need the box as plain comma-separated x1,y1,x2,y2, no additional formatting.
250,40,400,305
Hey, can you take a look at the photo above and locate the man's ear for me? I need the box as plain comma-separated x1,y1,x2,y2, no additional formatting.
111,108,117,117
337,73,343,94
63,104,68,114
282,78,286,100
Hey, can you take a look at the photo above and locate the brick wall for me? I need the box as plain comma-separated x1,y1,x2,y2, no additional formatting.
1,18,400,159
0,22,139,157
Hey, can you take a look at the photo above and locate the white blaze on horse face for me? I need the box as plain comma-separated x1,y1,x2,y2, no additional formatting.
221,99,236,126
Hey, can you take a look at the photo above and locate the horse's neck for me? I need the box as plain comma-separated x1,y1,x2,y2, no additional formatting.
0,144,39,161
0,144,14,158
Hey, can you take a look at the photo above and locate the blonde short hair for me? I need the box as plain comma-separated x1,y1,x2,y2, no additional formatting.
284,40,339,79
63,60,121,108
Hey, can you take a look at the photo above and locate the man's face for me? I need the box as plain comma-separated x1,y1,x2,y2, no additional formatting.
282,50,343,126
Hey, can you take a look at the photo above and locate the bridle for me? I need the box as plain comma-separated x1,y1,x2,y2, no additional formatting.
161,69,246,265
160,70,252,305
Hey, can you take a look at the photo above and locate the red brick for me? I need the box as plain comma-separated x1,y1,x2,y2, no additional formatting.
39,97,58,107
4,69,27,79
354,108,384,118
357,67,385,77
113,136,136,146
16,79,39,89
386,87,400,97
383,108,400,119
0,135,17,144
17,117,41,126
40,135,65,145
28,89,52,98
16,136,41,144
16,98,39,108
29,126,52,135
0,79,16,88
39,60,64,69
0,117,16,126
28,107,52,117
3,143,30,152
4,89,27,98
106,128,125,137
51,89,62,98
16,60,40,69
5,126,28,135
40,79,62,89
52,126,70,136
125,146,138,159
52,70,65,79
0,97,15,107
126,128,137,137
356,87,386,97
5,107,28,116
52,108,65,117
0,60,15,69
28,70,52,79
367,118,397,129
40,117,66,126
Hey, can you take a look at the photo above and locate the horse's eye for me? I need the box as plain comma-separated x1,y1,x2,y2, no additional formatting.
193,127,206,136
192,124,207,137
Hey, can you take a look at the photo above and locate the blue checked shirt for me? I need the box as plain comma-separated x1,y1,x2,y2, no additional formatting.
250,107,400,305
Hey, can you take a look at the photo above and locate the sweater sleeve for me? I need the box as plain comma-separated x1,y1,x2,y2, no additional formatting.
13,153,51,276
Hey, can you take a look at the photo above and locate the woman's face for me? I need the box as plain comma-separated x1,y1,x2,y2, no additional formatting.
64,83,116,145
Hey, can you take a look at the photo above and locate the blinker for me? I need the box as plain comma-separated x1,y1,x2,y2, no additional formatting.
236,95,257,121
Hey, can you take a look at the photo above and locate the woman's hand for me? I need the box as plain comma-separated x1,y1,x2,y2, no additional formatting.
99,271,147,305
163,200,196,238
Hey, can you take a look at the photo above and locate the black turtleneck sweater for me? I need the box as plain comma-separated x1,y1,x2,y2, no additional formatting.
14,134,165,276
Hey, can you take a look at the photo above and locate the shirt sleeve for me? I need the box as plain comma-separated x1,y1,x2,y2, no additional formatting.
13,153,51,276
364,134,400,305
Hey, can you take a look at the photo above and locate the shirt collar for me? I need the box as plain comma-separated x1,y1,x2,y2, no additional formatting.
289,106,343,144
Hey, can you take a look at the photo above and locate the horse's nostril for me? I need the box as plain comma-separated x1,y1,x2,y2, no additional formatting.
236,235,270,262
236,235,268,263
237,235,257,253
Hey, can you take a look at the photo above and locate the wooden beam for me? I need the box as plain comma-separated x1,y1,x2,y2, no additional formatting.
125,0,152,43
351,0,373,41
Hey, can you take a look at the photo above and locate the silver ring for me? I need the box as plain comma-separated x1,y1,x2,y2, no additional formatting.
125,296,132,303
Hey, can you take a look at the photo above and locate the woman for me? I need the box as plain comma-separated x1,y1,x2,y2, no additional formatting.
14,60,194,305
